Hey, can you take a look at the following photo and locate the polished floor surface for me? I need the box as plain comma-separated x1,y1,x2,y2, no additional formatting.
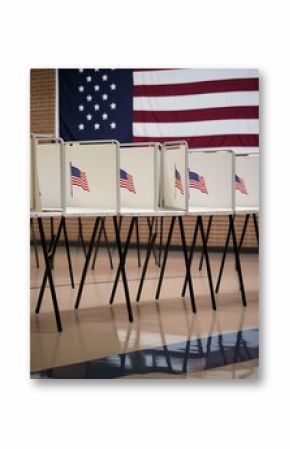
30,244,259,379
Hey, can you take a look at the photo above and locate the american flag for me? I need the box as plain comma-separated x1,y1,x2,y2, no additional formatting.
189,170,208,194
235,174,248,194
71,164,89,191
58,69,259,154
175,167,184,194
120,169,136,194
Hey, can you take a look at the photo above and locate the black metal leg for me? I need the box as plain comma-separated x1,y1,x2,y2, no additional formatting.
147,217,158,265
155,216,176,300
158,217,164,268
63,217,74,289
198,216,213,271
113,216,133,322
229,215,247,306
136,218,157,303
253,214,259,245
181,218,199,297
35,217,64,314
91,219,103,270
135,217,141,268
239,214,250,250
37,217,62,332
178,216,196,313
30,218,39,268
78,217,87,257
102,218,113,269
215,221,231,294
109,217,136,305
74,218,101,310
198,216,216,310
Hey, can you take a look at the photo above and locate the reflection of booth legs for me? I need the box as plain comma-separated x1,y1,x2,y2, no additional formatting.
36,217,62,333
74,218,101,310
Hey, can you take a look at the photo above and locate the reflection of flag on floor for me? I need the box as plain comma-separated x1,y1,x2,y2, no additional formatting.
189,170,208,194
120,169,136,193
71,164,90,191
175,168,184,194
235,174,247,194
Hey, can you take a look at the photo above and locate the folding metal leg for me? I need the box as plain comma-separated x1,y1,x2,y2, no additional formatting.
158,217,164,268
146,217,158,265
135,217,141,268
109,217,136,305
113,216,133,322
155,216,176,300
198,215,213,271
198,216,216,311
181,218,199,297
91,218,104,270
253,214,259,245
102,218,113,269
30,218,39,268
136,217,157,303
74,218,101,310
77,217,87,257
63,217,74,289
238,214,250,250
37,217,62,332
229,215,247,306
178,216,196,313
35,217,64,314
215,221,232,294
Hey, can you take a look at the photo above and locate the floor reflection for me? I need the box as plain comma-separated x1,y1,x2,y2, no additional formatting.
31,327,259,379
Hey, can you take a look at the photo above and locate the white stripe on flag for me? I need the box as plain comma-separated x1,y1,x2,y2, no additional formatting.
133,91,259,111
133,69,259,85
133,119,259,137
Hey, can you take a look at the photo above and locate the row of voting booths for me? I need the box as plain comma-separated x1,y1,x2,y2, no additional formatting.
30,135,259,332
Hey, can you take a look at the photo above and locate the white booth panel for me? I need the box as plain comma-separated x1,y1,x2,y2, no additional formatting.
162,143,188,211
64,141,119,212
120,145,157,211
188,151,234,212
36,142,62,210
235,153,259,210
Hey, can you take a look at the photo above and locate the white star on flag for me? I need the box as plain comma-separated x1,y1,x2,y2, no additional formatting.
86,114,92,120
110,103,116,110
78,86,84,92
110,83,116,90
86,95,92,101
94,104,99,111
102,113,108,120
79,69,84,73
102,94,108,100
110,122,116,129
102,74,108,81
78,124,85,130
78,105,84,111
94,85,100,91
94,123,100,130
86,76,92,82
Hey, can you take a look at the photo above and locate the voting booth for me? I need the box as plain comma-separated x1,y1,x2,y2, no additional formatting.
160,141,188,212
63,140,120,216
119,143,159,214
188,150,234,215
30,134,63,212
235,153,259,213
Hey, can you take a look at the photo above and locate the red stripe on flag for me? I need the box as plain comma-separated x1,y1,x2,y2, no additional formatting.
133,134,259,148
133,78,259,97
133,106,259,123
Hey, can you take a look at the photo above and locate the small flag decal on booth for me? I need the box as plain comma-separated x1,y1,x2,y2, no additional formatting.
71,164,90,192
189,170,208,194
235,174,248,194
175,168,184,194
120,169,136,194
